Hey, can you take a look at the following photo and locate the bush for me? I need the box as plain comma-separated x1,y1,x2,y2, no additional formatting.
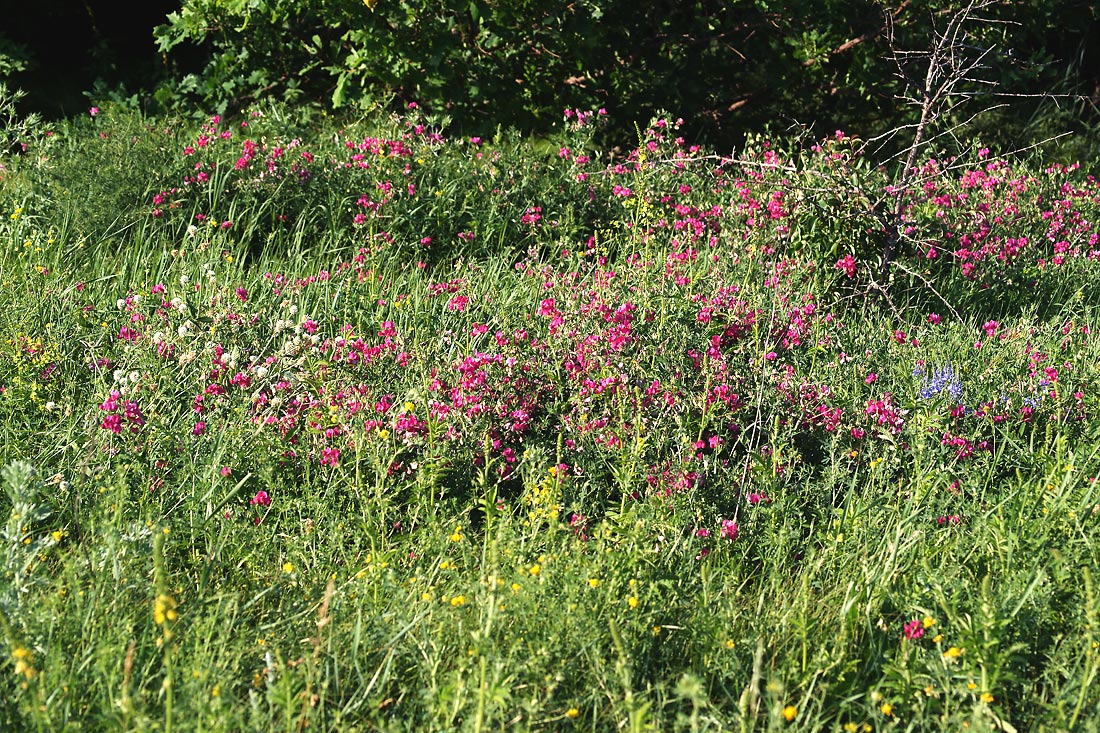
152,0,1100,155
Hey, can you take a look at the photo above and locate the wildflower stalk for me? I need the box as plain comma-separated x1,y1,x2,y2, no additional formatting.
153,530,175,733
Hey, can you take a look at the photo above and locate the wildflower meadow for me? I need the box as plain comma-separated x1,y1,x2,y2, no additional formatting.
1,95,1099,731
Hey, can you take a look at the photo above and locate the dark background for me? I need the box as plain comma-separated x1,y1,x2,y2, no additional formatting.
2,0,179,116
2,0,1098,160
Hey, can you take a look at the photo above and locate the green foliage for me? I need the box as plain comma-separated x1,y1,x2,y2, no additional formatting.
2,105,1100,729
0,37,31,81
151,0,1100,155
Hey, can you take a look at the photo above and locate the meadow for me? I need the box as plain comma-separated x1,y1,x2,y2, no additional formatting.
2,98,1099,731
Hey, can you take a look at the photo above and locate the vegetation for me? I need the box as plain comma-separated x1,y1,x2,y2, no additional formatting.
1,90,1099,729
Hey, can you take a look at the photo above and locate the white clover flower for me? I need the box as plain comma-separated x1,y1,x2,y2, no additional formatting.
116,299,127,310
170,297,184,309
180,275,190,286
128,371,141,383
152,332,165,344
113,369,127,383
254,366,268,380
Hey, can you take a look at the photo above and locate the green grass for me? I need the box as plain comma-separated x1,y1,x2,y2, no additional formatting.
0,103,1099,731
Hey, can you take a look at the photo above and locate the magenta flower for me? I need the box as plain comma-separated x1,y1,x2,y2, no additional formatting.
720,519,739,540
250,490,271,507
320,447,341,467
903,619,925,640
834,254,857,278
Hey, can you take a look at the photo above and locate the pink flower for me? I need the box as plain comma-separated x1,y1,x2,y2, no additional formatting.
903,619,925,640
720,519,738,540
250,490,271,507
221,466,232,477
89,107,99,117
834,254,857,278
192,421,206,436
320,447,341,467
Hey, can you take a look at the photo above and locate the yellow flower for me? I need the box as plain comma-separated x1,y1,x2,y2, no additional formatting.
880,702,893,716
843,724,858,733
283,562,295,574
450,595,466,607
782,705,797,722
628,596,639,609
511,583,521,593
922,616,936,629
943,646,963,658
587,578,599,588
566,707,579,718
529,563,541,576
403,401,415,413
153,593,178,625
723,639,735,649
979,693,994,704
364,0,378,9
449,526,463,542
12,646,35,679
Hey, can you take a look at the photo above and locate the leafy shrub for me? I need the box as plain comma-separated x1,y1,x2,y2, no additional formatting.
152,0,1100,154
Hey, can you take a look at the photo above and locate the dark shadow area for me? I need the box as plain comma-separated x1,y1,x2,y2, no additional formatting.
3,0,179,118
